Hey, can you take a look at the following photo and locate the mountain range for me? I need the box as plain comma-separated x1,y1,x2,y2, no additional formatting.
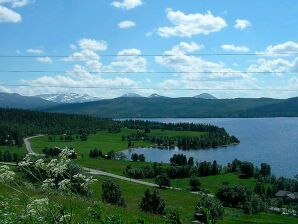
37,93,101,104
0,91,297,118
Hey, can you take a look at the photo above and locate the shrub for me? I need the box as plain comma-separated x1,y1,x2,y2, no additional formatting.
240,161,254,178
139,154,146,162
170,154,187,166
131,153,139,162
260,163,271,177
243,194,267,214
166,210,183,224
139,189,165,214
102,180,126,207
189,175,201,191
216,185,252,208
155,173,171,188
194,196,224,224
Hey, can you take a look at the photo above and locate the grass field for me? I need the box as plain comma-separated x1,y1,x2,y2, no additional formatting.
31,129,152,155
0,145,26,157
23,132,298,223
0,175,297,224
30,129,206,156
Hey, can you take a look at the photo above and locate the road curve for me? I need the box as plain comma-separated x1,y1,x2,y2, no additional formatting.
24,135,44,154
23,135,163,188
84,167,159,187
23,135,207,192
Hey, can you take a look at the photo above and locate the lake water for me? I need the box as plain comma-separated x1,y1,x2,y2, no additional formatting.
122,118,298,178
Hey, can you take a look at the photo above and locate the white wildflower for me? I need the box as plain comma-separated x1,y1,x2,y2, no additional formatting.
0,165,16,183
41,178,56,191
59,147,77,158
35,159,46,170
26,198,49,222
58,179,71,191
59,214,71,223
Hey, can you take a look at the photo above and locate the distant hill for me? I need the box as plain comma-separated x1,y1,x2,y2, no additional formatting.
120,93,143,98
37,93,101,104
42,97,291,118
0,92,56,109
194,93,217,99
148,93,167,98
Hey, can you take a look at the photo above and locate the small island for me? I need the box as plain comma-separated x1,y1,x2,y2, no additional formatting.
120,120,240,150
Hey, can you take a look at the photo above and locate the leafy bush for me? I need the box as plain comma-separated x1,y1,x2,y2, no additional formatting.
166,210,183,224
139,189,165,214
194,196,224,224
243,194,267,214
170,154,188,166
155,173,171,188
216,185,252,208
240,161,254,178
102,180,126,207
189,175,201,191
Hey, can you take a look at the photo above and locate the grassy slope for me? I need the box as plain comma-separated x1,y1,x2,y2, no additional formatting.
25,132,298,223
30,129,205,155
0,176,296,224
0,145,26,157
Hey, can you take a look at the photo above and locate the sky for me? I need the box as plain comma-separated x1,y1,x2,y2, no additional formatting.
1,0,298,99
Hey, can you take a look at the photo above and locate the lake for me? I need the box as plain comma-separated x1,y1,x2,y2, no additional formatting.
122,118,298,178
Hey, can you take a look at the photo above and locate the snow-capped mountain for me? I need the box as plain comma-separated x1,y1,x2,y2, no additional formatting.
36,93,101,104
120,93,143,98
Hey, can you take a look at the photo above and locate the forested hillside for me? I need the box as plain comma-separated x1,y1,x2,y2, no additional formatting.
42,97,289,118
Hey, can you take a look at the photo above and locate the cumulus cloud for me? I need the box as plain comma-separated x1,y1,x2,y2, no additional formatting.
118,20,136,29
104,48,147,72
26,48,44,54
64,38,107,62
247,57,298,76
234,19,251,30
157,9,227,38
23,38,148,97
36,57,53,64
0,5,21,23
265,41,298,55
111,0,142,10
155,41,250,82
78,38,107,52
0,0,32,8
221,44,250,52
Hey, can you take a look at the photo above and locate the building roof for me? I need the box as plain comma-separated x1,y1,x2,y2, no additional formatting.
275,190,298,200
275,190,291,197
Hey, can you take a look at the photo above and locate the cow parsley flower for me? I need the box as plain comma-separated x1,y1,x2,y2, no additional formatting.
58,179,71,191
0,165,16,183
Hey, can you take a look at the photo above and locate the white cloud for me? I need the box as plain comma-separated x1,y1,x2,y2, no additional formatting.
78,38,107,52
0,5,21,23
221,44,250,52
104,48,147,72
156,41,252,82
118,20,136,29
36,57,52,64
157,9,227,38
26,48,43,54
247,57,298,75
0,0,32,8
111,0,142,10
265,41,298,55
234,19,251,30
69,44,77,50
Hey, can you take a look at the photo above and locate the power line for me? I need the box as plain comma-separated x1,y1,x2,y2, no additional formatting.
0,70,297,74
1,84,298,92
0,52,298,58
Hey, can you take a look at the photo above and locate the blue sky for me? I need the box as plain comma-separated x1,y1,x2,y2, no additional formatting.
0,0,298,98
